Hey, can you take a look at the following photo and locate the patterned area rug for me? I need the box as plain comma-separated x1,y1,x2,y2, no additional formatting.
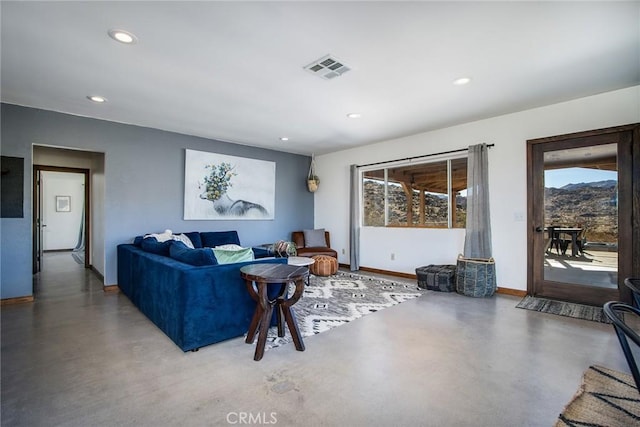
516,295,610,323
250,271,424,352
555,365,640,427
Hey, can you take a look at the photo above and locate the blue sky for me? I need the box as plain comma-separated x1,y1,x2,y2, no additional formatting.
545,167,617,189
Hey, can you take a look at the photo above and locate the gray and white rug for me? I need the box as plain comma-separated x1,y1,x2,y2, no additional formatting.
250,271,424,352
516,295,611,323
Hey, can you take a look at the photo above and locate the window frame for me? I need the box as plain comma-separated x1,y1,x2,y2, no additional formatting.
360,153,468,229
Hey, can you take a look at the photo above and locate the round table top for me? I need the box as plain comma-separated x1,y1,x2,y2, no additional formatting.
240,263,308,282
287,256,315,266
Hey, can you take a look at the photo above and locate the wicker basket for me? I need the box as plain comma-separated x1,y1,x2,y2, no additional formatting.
455,255,496,297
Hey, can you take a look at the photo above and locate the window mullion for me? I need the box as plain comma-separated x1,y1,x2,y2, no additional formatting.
447,159,452,229
384,168,389,226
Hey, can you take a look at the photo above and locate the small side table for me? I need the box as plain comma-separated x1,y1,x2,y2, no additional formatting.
287,256,315,267
240,264,309,361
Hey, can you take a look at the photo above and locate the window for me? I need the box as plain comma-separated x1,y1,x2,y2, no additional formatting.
362,157,467,228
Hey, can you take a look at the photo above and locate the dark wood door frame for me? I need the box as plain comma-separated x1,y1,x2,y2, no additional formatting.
526,123,639,305
32,165,91,272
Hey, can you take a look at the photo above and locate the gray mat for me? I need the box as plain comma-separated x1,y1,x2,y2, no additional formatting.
516,295,610,323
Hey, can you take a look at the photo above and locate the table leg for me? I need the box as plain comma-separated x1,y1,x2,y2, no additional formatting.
281,305,305,352
245,305,262,344
254,304,274,361
276,303,285,337
571,232,578,257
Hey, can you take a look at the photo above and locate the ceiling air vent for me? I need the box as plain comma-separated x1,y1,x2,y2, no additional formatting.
303,54,351,80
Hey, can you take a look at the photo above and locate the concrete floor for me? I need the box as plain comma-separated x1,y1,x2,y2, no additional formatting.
1,253,631,427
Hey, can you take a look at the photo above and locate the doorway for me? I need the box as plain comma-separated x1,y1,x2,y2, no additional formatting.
33,166,90,275
527,124,638,306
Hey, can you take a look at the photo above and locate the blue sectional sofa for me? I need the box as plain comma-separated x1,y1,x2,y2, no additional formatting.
117,231,285,352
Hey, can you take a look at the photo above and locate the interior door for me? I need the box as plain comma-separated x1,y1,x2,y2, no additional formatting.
527,125,636,306
33,165,91,276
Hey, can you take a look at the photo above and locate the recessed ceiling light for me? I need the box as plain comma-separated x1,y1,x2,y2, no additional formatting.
87,95,107,103
108,29,137,44
346,113,362,119
453,77,471,86
280,137,289,141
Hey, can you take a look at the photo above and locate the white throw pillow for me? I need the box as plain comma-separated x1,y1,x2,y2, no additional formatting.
144,229,173,242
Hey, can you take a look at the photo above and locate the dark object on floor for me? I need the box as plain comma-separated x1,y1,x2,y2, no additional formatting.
455,256,496,297
415,265,456,292
554,365,639,426
516,295,610,323
603,301,640,392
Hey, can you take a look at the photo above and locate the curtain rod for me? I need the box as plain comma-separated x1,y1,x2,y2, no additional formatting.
357,143,494,168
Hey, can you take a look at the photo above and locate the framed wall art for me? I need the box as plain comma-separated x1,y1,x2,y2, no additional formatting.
56,195,71,212
183,149,275,220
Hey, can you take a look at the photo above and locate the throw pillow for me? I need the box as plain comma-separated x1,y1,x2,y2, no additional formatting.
182,231,203,248
140,236,173,256
169,241,218,266
212,245,254,264
144,229,174,242
173,233,194,249
303,228,327,247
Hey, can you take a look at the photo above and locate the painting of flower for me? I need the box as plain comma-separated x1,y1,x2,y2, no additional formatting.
184,150,275,220
202,163,236,202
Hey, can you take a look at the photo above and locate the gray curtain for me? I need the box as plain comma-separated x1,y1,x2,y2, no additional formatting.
349,164,360,271
463,144,492,259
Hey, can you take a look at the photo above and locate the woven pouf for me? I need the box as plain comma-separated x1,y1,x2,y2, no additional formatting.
310,255,338,276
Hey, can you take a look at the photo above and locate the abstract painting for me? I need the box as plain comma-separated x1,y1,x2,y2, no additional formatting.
184,149,275,220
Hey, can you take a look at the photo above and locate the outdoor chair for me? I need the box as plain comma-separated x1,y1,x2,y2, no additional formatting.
603,301,640,393
546,226,564,255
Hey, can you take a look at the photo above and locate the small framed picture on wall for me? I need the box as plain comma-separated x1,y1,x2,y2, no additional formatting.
56,195,71,212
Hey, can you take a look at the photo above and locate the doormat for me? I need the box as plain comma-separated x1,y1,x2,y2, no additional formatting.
516,295,611,323
555,365,640,427
247,271,424,352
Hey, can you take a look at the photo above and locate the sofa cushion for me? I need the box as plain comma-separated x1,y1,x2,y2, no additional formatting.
303,228,327,247
201,231,241,248
140,236,173,255
212,245,254,264
169,241,218,266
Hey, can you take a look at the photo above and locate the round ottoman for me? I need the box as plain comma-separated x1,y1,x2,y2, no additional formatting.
310,255,338,276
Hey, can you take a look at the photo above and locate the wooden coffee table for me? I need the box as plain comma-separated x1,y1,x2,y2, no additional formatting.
240,264,309,361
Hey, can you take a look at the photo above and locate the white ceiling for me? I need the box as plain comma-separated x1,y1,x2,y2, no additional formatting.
2,1,638,156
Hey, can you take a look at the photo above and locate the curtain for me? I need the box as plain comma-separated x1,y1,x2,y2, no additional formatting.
464,143,492,259
349,164,360,271
73,197,85,251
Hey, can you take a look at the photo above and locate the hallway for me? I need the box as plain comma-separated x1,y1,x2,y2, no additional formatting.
1,253,630,426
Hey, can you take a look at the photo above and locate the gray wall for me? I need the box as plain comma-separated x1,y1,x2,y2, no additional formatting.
1,103,314,298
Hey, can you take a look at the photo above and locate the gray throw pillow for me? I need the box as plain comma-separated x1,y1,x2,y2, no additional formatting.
303,228,327,247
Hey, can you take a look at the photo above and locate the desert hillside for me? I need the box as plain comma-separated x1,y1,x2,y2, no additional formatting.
363,179,617,243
